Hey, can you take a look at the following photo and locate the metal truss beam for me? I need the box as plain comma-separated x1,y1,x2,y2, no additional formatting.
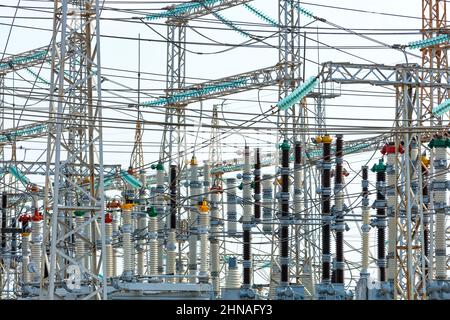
0,42,70,76
322,62,450,88
165,0,254,23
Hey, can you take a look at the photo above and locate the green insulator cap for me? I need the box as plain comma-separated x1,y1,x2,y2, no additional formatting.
156,162,164,171
428,138,450,149
251,181,255,189
371,159,386,173
238,182,243,190
147,207,157,217
74,210,86,217
279,139,290,151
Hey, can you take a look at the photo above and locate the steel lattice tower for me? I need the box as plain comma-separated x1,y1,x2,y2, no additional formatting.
44,0,107,300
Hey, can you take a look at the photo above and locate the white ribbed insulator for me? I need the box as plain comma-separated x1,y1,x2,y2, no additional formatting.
210,242,220,293
435,212,447,278
226,179,238,235
225,267,241,289
387,216,396,281
200,212,209,228
361,207,370,273
30,220,43,282
123,232,133,272
188,234,197,283
262,176,273,233
166,231,177,282
75,215,85,263
149,239,158,276
199,233,209,274
149,216,157,233
137,216,147,276
22,234,31,283
105,223,113,277
122,206,133,274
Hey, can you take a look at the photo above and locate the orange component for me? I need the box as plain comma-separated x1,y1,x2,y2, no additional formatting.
199,199,209,213
121,203,133,210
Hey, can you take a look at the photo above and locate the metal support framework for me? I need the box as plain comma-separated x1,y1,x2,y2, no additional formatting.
321,62,443,299
159,0,255,167
0,43,65,75
161,22,187,167
393,66,426,300
208,105,223,168
271,0,303,298
44,0,107,300
420,0,449,128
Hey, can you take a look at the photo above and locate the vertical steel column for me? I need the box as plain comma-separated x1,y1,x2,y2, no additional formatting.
45,0,107,299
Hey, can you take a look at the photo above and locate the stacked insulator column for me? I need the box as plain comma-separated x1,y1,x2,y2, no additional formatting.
107,199,121,277
105,213,114,278
372,159,387,281
254,148,261,222
279,140,290,286
360,166,370,276
137,169,147,277
242,146,253,290
421,155,430,275
111,203,120,277
226,178,238,236
262,174,273,234
321,135,333,282
203,161,211,202
210,182,222,295
428,137,449,280
293,142,303,220
121,203,134,280
189,155,201,283
136,211,147,276
74,211,86,265
152,162,166,275
166,165,177,282
30,210,43,283
382,142,400,285
147,206,158,277
334,135,345,284
19,213,31,284
198,199,210,283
